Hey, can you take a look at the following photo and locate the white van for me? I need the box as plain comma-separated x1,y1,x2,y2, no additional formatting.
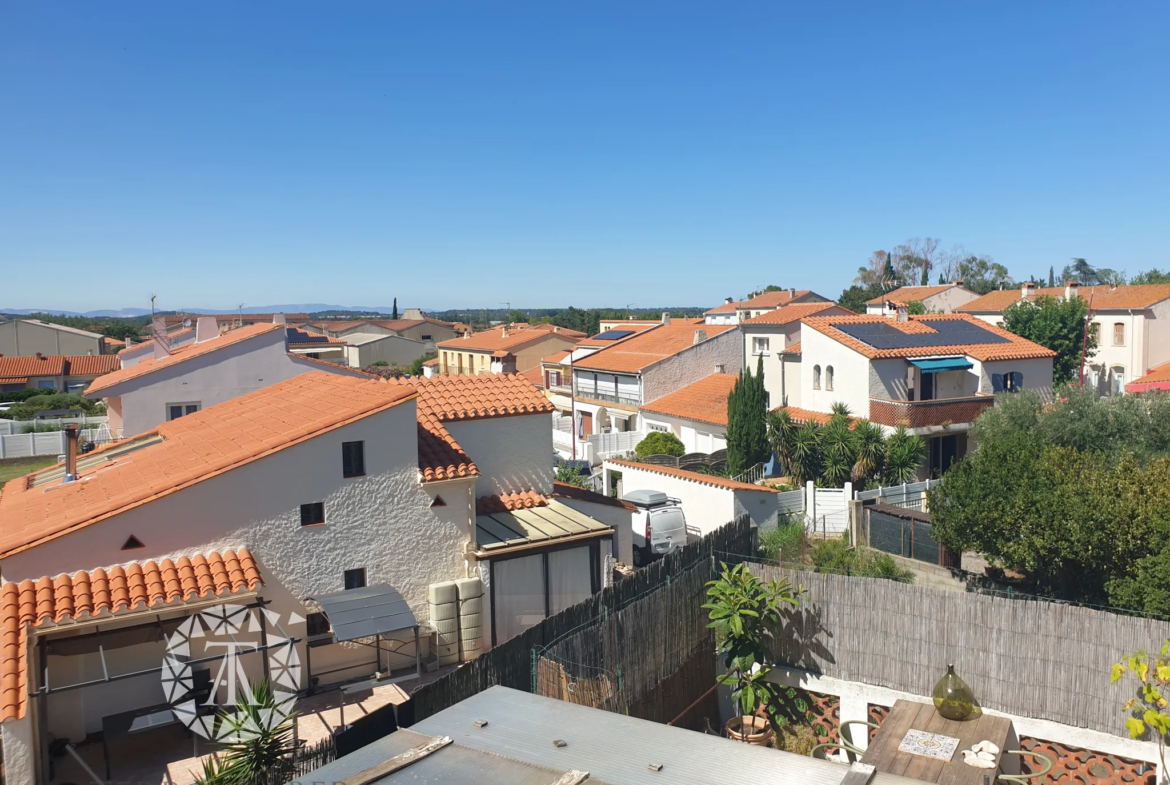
624,489,688,568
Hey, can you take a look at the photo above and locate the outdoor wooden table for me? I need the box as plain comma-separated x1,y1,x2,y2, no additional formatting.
859,699,1013,785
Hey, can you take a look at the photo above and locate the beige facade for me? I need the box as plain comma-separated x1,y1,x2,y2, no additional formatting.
0,320,106,357
438,332,580,376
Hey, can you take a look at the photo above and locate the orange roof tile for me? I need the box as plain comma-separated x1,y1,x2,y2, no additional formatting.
704,301,744,314
0,372,418,558
0,355,119,378
956,284,1170,314
101,336,125,348
802,313,1056,362
64,355,121,375
742,302,850,326
415,420,476,482
573,322,735,373
0,549,261,723
85,323,285,395
740,290,823,309
550,481,638,511
780,342,802,355
523,323,588,338
436,326,581,355
640,374,737,426
1127,361,1170,393
770,405,858,426
476,490,548,515
605,459,781,493
541,349,573,364
395,374,556,421
865,285,965,305
519,366,545,388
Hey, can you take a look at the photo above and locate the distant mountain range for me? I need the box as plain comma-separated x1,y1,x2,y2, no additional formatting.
0,304,402,318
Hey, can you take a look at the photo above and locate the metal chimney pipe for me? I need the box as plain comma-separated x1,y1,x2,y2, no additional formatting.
63,423,80,481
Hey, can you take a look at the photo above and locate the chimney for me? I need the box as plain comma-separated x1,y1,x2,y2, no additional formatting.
1021,282,1036,299
63,423,80,482
693,329,707,344
35,352,43,360
724,297,733,305
272,313,286,325
661,312,671,325
195,316,218,344
884,300,897,318
152,317,171,360
1065,280,1080,300
895,302,909,322
501,326,510,338
553,326,561,334
789,287,796,299
953,279,964,286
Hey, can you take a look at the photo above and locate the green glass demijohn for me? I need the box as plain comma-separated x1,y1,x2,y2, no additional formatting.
932,664,975,721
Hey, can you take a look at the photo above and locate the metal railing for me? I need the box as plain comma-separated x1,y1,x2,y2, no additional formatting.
867,394,995,428
574,388,641,407
730,462,765,485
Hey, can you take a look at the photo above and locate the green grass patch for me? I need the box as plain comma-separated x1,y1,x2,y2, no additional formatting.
0,456,58,492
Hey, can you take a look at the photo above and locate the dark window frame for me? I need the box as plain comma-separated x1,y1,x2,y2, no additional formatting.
344,568,367,590
300,502,326,526
342,440,366,478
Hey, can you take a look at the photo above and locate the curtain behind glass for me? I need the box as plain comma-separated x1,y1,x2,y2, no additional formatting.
493,554,546,643
548,546,593,615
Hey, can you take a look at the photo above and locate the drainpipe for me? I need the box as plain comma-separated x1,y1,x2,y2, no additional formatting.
570,350,576,462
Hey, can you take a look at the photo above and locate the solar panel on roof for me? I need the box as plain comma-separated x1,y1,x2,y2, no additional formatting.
834,319,1010,350
287,329,328,343
593,329,635,340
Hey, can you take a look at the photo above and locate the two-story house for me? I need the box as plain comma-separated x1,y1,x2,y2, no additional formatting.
0,371,625,785
0,320,109,357
436,326,581,377
956,282,1170,395
0,355,119,394
735,288,832,322
864,282,980,315
796,309,1055,476
740,302,854,410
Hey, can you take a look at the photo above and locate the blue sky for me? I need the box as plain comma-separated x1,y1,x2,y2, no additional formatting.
2,2,1167,312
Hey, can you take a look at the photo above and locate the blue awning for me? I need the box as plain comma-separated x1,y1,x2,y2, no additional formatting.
909,357,973,373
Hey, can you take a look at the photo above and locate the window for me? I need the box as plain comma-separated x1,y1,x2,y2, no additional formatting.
344,568,367,590
1111,366,1126,395
37,380,56,390
813,365,822,390
421,334,431,340
826,366,834,391
300,502,325,526
752,337,770,354
342,441,365,478
1003,372,1023,392
306,612,330,636
167,403,200,421
648,423,669,433
1113,322,1125,347
65,380,88,394
491,543,600,645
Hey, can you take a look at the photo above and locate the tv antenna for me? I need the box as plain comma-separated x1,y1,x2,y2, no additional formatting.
625,303,635,318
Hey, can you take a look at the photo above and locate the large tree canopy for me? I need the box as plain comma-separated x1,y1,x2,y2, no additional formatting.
1002,294,1096,385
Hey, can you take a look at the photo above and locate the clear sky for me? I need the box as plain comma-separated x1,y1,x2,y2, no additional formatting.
2,2,1167,313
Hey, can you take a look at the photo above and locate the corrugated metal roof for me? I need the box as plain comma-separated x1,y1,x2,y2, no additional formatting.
476,500,612,552
306,584,417,641
297,686,923,785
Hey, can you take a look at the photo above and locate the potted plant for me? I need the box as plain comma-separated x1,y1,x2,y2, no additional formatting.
704,562,804,745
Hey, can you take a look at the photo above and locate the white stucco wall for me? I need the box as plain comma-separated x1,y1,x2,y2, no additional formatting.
0,711,36,785
641,330,743,404
1,402,471,706
733,488,781,530
100,330,366,437
923,287,981,313
638,411,726,453
801,330,871,416
604,462,759,536
977,356,1054,400
444,413,553,499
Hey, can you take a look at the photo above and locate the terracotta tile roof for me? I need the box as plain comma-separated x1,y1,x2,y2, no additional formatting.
476,490,548,515
802,313,1056,362
523,323,588,338
572,322,735,373
0,355,119,378
770,405,858,426
395,373,556,420
780,342,802,355
551,481,637,511
85,323,285,395
422,357,439,367
640,373,737,426
519,366,545,388
740,290,822,309
101,336,125,348
865,285,963,305
605,459,780,492
956,284,1170,314
742,302,848,326
308,320,379,333
415,420,476,482
436,326,581,355
0,549,261,723
577,323,659,349
1127,361,1170,393
0,372,418,558
364,319,426,332
541,349,573,364
704,301,744,314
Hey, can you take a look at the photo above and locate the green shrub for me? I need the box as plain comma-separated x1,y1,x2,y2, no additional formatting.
811,535,914,583
2,393,105,421
635,431,685,459
759,519,804,563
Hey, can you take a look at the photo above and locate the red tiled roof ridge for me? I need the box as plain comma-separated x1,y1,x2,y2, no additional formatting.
742,302,846,326
0,549,262,723
956,284,1170,313
572,322,736,373
435,325,581,353
864,284,964,305
390,374,555,421
476,490,548,514
639,373,737,426
605,459,781,492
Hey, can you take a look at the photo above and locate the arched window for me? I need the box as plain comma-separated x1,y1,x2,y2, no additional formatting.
1112,366,1126,395
1113,323,1125,346
813,365,822,390
826,366,834,391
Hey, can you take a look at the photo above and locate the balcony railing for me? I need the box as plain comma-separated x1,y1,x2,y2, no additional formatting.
574,389,641,408
868,394,996,429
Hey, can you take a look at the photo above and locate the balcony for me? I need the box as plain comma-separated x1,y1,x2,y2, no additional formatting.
868,394,996,429
574,389,641,408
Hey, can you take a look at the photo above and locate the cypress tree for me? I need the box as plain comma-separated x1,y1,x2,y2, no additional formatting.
392,298,399,320
727,357,769,477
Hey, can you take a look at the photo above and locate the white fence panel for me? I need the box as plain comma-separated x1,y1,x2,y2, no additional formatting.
33,432,66,455
854,479,939,510
588,430,641,458
812,485,850,534
0,428,101,459
776,489,805,515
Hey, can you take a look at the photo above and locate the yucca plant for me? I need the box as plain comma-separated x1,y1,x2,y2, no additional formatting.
829,401,853,418
820,417,857,487
197,679,298,785
851,420,887,486
788,421,823,486
883,426,926,485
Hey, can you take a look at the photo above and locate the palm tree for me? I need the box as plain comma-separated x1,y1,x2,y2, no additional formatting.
766,408,797,473
819,417,856,487
788,421,823,486
851,420,886,487
883,426,926,485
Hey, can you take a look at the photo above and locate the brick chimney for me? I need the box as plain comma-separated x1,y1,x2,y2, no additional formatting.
693,329,707,344
1065,280,1080,300
1021,282,1036,299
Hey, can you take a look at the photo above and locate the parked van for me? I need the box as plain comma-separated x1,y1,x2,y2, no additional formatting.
624,489,688,567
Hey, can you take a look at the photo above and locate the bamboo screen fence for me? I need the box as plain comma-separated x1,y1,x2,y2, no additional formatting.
751,563,1170,737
